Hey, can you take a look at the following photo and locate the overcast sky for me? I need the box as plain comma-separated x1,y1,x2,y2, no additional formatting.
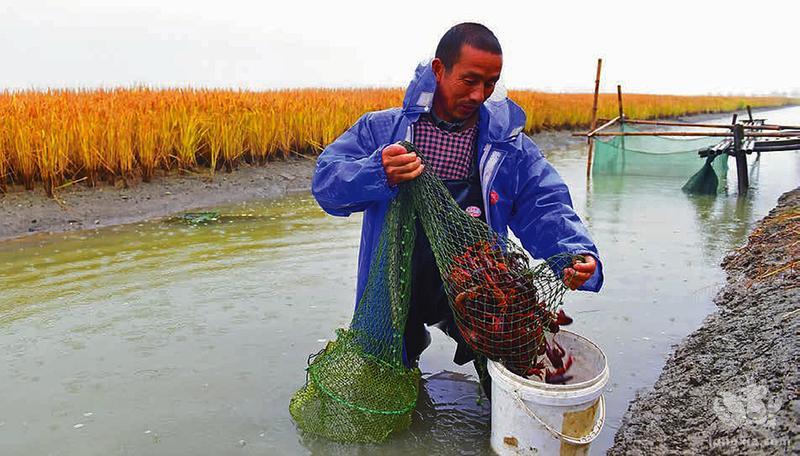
2,0,798,95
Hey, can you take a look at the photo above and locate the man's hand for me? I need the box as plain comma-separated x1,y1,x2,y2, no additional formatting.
382,143,424,186
563,255,597,290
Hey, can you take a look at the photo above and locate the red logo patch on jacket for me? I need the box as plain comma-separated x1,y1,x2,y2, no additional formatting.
489,190,499,205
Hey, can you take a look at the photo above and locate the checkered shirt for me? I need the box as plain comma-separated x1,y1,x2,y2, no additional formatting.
412,114,478,180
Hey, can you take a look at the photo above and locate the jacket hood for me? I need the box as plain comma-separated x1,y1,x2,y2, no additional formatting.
401,59,527,143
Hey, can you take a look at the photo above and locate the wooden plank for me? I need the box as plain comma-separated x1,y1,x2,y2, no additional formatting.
755,138,800,146
714,139,733,152
742,138,756,153
754,138,800,152
734,124,748,194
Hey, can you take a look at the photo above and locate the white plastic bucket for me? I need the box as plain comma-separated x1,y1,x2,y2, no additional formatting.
487,329,608,455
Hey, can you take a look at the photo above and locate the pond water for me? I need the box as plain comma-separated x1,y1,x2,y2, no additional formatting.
1,106,798,455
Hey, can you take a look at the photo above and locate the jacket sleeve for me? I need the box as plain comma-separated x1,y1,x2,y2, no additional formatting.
311,113,398,216
507,135,604,292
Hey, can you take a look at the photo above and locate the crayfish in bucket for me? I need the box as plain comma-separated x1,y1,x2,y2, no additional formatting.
447,240,576,384
525,329,575,385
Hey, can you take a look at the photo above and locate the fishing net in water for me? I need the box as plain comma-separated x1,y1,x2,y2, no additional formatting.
682,153,726,195
593,124,728,193
289,181,420,443
290,140,576,442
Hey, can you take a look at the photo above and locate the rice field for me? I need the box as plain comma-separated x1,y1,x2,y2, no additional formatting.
0,87,795,196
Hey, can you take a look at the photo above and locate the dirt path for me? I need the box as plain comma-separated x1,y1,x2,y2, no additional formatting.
608,188,799,455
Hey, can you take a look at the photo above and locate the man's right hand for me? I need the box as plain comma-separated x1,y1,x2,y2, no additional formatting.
382,143,424,186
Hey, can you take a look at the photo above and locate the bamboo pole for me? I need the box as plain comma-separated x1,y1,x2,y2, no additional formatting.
619,119,732,129
616,118,800,131
587,116,620,137
618,85,626,171
586,58,602,179
747,124,800,131
573,131,800,137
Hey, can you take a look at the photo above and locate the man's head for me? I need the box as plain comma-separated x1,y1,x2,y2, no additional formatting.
431,23,503,123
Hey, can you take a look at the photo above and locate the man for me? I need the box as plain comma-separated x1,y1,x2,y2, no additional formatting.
312,23,602,398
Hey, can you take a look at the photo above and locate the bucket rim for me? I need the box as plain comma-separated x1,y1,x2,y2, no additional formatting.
487,329,608,393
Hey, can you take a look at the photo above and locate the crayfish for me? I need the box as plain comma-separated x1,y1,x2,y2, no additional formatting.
525,336,574,385
447,240,577,381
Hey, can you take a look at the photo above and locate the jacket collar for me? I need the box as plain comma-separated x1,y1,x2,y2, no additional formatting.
401,59,526,144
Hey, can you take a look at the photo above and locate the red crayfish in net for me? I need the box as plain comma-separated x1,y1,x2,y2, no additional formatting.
447,240,574,380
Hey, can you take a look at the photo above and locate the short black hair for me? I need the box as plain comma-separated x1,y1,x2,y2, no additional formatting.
435,22,502,72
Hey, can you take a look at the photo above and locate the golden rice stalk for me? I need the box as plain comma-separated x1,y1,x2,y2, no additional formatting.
202,115,223,176
220,115,246,172
174,108,203,170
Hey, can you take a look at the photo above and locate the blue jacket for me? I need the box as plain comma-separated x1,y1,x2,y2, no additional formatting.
312,61,604,311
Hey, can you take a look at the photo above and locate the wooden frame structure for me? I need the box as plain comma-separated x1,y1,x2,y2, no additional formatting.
576,60,800,194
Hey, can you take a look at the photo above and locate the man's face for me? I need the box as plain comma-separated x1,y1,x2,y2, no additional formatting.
432,44,502,122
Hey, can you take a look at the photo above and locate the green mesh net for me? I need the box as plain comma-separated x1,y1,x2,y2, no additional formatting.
289,180,420,443
290,141,576,443
682,154,725,195
592,124,729,182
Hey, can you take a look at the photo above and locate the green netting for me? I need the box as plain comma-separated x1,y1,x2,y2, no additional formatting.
290,178,420,443
289,331,420,442
290,141,575,443
593,124,729,180
682,154,723,195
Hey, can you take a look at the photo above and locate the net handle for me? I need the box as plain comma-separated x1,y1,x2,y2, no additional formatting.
512,390,605,446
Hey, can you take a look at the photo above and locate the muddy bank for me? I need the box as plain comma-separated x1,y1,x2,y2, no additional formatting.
609,188,800,455
0,158,314,242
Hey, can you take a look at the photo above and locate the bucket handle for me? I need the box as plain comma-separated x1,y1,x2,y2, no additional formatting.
512,390,605,446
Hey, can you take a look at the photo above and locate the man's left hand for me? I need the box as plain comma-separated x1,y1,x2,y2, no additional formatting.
563,255,597,290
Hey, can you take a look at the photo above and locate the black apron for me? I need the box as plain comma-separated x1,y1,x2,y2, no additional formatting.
403,143,486,367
